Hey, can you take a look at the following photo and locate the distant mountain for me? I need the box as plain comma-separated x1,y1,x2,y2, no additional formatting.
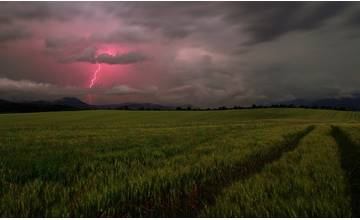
96,102,175,110
277,95,360,110
2,94,360,113
0,97,175,113
53,97,90,108
0,98,79,113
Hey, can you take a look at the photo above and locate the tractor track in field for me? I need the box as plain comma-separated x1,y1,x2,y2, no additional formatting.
114,125,314,217
331,126,360,217
181,125,315,217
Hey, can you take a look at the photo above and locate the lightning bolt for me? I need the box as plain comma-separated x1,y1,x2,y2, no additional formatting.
89,63,101,88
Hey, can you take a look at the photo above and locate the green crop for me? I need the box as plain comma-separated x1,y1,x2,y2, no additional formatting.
0,108,359,217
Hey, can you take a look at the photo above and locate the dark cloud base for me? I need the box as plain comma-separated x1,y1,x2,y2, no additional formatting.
0,2,360,107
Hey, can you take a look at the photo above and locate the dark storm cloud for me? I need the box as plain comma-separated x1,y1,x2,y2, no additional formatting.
0,26,31,43
105,2,222,40
90,28,151,43
1,2,360,106
0,77,149,101
0,2,84,23
224,2,352,45
45,37,78,49
75,47,98,63
96,1,354,56
58,47,96,63
96,52,148,65
104,2,350,44
63,47,148,65
345,11,360,27
0,77,86,101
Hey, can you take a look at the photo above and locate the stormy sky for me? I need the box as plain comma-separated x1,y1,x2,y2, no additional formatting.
1,2,360,107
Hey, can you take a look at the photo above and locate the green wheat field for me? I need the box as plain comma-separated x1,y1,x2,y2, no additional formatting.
1,108,360,217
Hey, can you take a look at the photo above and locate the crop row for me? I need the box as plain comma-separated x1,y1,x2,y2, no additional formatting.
0,124,308,217
200,126,351,217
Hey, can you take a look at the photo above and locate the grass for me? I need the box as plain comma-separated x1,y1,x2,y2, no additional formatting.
200,126,351,217
0,108,359,217
331,125,360,217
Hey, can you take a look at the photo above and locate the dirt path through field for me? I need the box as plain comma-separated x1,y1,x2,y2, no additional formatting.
331,126,360,217
180,126,315,217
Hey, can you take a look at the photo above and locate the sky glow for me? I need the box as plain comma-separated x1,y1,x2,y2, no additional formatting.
0,2,360,107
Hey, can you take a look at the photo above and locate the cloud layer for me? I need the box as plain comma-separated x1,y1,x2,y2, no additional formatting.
1,2,360,106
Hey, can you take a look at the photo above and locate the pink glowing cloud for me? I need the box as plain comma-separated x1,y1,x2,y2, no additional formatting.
1,2,357,107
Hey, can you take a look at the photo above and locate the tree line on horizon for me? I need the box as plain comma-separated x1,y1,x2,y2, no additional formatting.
0,99,357,113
